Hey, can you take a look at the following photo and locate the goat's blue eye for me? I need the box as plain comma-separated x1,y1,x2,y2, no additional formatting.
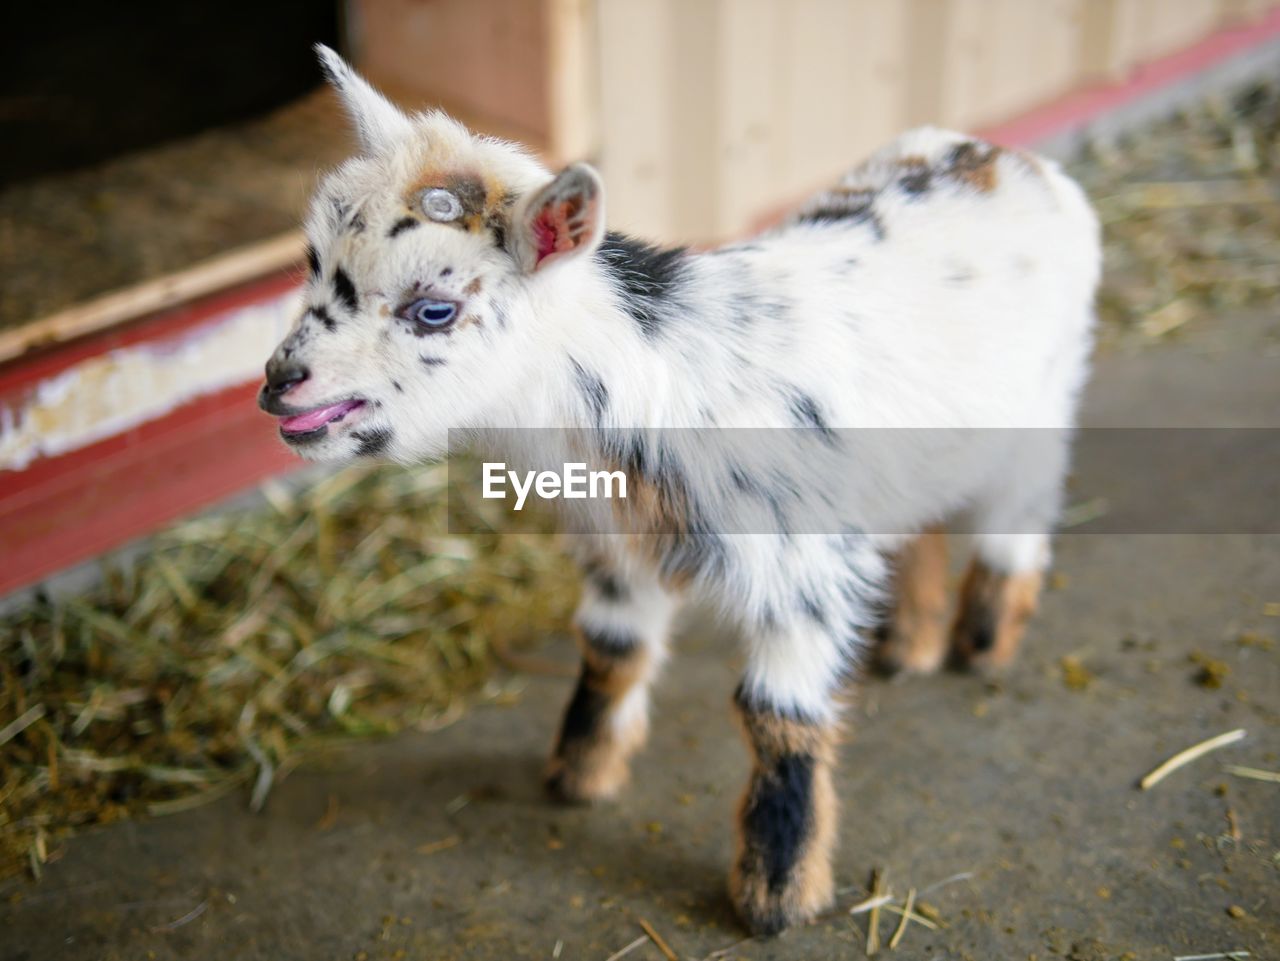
404,298,457,329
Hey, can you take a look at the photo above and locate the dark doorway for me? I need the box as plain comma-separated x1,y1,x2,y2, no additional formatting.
0,1,341,185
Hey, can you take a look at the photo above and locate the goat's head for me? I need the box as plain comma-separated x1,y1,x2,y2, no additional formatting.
260,45,605,463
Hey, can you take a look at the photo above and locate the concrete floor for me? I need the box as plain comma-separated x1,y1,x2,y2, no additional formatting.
2,330,1278,960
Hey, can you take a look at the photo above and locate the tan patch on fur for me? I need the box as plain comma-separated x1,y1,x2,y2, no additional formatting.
545,637,651,802
879,527,950,675
1012,148,1044,177
404,166,510,233
730,711,838,933
947,142,1002,192
463,276,483,296
736,709,835,763
579,638,649,698
545,713,646,802
950,560,1043,670
609,469,695,591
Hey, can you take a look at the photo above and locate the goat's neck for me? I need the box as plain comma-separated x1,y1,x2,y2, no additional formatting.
511,250,727,431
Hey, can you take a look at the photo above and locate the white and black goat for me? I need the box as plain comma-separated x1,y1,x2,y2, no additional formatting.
259,46,1100,934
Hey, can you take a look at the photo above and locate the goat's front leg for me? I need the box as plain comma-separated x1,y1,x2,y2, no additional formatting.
730,622,844,934
545,560,678,803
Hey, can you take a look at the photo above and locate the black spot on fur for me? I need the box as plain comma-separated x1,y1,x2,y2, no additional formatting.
446,174,487,218
900,166,932,195
388,217,419,238
796,197,886,241
597,428,725,581
727,288,762,326
311,306,337,332
570,358,610,427
333,269,359,313
581,625,639,658
945,141,1001,191
961,602,997,653
946,141,983,169
391,380,404,393
489,218,507,252
555,671,608,749
305,244,320,277
352,427,392,457
590,570,628,603
440,267,453,278
789,391,835,443
741,752,815,891
798,591,826,626
595,232,688,339
420,355,447,368
728,465,790,533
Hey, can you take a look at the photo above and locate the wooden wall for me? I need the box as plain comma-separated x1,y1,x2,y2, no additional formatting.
352,0,1279,242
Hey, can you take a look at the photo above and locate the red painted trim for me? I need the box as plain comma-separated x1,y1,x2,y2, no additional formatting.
978,7,1280,146
0,381,298,596
4,11,1280,597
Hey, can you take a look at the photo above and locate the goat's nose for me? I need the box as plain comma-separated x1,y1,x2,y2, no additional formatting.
264,359,309,396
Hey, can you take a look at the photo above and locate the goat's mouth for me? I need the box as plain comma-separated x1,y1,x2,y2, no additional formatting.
275,397,366,441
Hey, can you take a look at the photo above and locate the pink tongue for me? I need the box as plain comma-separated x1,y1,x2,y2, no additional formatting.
280,399,363,433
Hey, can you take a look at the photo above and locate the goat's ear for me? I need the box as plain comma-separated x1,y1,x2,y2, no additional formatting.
513,164,605,273
315,44,413,155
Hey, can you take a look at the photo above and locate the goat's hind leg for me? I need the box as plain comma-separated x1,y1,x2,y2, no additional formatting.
950,431,1068,671
545,555,678,803
876,526,950,675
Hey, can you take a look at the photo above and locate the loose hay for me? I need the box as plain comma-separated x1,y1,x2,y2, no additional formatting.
1222,764,1280,784
1076,81,1280,349
0,460,576,880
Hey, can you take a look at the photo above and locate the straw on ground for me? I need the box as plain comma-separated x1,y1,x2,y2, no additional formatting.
1222,764,1280,784
1140,729,1246,790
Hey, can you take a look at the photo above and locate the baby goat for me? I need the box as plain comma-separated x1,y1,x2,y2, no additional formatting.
260,46,1100,934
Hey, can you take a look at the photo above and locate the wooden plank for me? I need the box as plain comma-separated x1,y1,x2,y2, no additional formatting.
0,232,305,365
352,0,552,147
596,0,678,238
1079,0,1141,80
1219,0,1277,24
666,0,720,240
921,0,1086,129
1132,0,1222,62
715,0,785,237
905,0,956,126
545,0,600,163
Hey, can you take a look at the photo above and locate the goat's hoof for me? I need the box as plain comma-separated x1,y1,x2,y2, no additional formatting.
729,861,833,936
875,637,946,678
949,646,1016,675
947,624,1018,674
543,754,626,804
